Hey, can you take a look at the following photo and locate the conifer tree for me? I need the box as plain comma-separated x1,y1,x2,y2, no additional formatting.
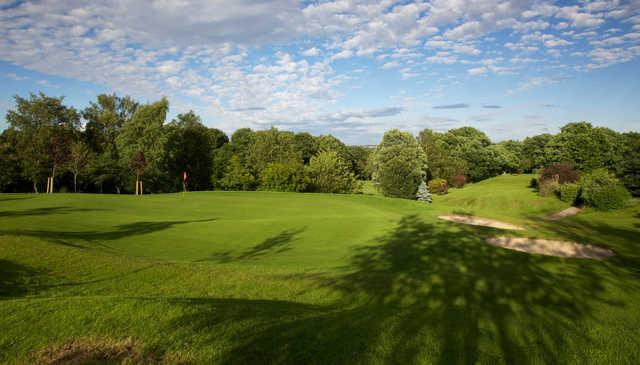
416,180,432,204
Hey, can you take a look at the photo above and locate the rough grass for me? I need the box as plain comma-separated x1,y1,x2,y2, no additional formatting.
1,174,639,364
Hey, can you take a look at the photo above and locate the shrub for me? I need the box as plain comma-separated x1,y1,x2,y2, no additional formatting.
451,174,467,188
580,169,631,210
538,179,560,197
529,177,539,189
540,163,580,184
259,162,306,192
559,183,581,204
416,180,432,203
428,178,448,195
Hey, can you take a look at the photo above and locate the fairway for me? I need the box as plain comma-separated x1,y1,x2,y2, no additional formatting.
1,175,639,364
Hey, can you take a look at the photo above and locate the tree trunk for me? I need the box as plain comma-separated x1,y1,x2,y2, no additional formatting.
33,181,39,194
73,173,78,193
135,173,139,195
51,166,56,193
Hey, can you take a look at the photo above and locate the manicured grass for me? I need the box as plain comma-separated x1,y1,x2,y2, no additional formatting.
1,174,639,364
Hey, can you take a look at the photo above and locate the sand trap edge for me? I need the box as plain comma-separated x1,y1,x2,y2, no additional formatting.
438,214,524,231
546,207,582,220
486,236,615,259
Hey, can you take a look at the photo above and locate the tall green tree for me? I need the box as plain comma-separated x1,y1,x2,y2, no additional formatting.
618,132,640,196
116,98,168,193
346,145,372,180
247,128,301,176
83,94,138,193
164,111,215,191
220,155,255,190
306,150,360,193
211,144,234,189
207,128,229,149
372,130,427,199
545,122,622,171
230,128,256,165
0,129,24,192
491,141,523,173
521,133,553,172
6,92,80,192
418,128,467,182
294,132,319,164
438,127,501,181
259,162,306,192
66,139,90,192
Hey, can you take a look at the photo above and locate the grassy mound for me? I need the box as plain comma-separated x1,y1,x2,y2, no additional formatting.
1,175,639,363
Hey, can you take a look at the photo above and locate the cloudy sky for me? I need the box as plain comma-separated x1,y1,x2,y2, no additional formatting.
1,0,639,144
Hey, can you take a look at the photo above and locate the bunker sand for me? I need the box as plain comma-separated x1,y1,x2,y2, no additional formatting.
486,236,615,259
438,214,524,230
547,207,582,220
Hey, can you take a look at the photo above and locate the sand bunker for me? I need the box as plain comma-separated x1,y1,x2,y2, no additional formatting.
438,214,524,230
486,236,615,259
547,207,582,220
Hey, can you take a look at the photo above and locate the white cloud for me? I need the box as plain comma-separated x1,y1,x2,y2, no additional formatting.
0,0,638,139
426,51,458,64
557,6,604,28
6,72,29,81
467,66,487,76
382,61,401,69
542,34,571,47
330,49,353,61
508,75,569,94
302,47,320,57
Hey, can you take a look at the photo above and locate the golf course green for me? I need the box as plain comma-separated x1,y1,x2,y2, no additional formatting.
1,174,639,364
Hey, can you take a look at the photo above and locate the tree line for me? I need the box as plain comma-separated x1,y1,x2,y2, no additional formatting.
1,92,638,198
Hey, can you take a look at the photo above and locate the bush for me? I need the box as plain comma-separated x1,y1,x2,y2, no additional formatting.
259,162,306,192
451,174,466,188
529,177,539,189
580,169,631,210
540,163,580,184
428,178,448,195
559,183,581,204
538,179,560,197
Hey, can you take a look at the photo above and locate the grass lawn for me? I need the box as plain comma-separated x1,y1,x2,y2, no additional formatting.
1,174,639,364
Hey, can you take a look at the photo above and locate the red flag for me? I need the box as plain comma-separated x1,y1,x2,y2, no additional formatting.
183,171,188,181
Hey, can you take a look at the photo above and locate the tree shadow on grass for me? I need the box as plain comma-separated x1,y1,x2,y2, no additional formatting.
237,228,306,260
0,259,159,297
0,218,217,250
0,259,46,299
0,196,34,203
198,227,305,263
166,215,627,364
0,206,108,218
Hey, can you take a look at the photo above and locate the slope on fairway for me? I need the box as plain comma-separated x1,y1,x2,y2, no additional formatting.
1,175,639,364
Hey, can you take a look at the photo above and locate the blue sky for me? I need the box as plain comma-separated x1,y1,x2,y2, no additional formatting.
1,0,639,144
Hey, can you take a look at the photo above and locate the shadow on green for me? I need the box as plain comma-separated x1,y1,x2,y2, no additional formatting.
166,215,626,364
0,218,217,250
199,227,306,263
0,206,108,218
